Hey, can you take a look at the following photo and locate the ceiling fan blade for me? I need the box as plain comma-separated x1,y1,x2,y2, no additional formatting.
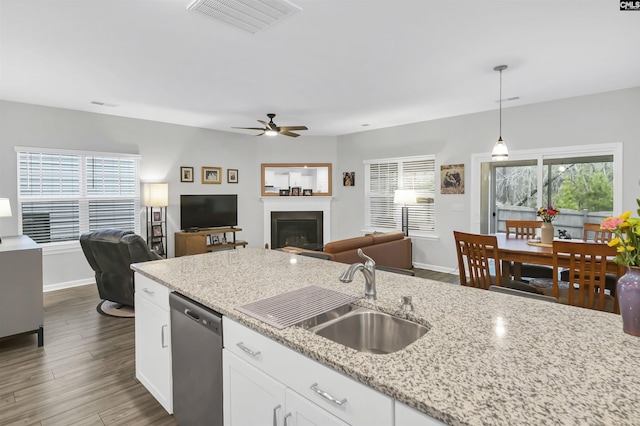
280,130,301,137
257,120,269,127
279,126,308,131
256,131,265,136
232,127,266,131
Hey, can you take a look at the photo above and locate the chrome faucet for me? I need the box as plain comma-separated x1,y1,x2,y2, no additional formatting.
339,249,376,301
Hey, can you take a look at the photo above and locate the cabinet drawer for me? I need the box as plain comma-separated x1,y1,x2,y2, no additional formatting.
135,274,170,311
223,318,393,426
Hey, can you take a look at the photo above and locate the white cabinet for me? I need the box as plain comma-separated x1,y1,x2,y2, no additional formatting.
134,274,172,414
224,350,348,426
395,401,447,426
223,318,393,426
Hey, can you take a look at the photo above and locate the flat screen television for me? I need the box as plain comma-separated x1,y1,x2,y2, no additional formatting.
180,194,238,231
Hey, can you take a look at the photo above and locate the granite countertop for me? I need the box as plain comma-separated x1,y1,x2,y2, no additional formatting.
132,248,640,426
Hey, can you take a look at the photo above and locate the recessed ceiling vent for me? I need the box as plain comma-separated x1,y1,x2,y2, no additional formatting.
186,0,302,34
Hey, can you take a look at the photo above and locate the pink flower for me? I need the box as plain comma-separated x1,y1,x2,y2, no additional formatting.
601,216,624,230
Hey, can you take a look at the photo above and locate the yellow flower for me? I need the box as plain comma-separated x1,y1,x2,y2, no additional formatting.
621,211,632,220
608,237,620,247
617,246,625,253
626,245,635,251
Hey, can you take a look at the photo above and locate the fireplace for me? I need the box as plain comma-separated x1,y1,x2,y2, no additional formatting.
261,196,332,249
271,211,323,250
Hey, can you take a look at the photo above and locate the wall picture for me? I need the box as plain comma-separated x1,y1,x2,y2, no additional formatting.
202,166,222,184
227,169,238,183
441,164,464,194
343,172,355,186
180,166,194,182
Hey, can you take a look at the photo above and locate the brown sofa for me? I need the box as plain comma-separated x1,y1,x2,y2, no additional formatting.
284,230,412,270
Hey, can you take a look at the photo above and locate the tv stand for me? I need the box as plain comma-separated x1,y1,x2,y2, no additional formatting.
175,227,246,257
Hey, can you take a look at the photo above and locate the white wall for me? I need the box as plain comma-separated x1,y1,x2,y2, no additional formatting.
0,100,337,289
333,87,640,273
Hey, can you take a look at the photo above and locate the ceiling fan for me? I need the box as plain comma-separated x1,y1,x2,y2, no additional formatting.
233,113,308,138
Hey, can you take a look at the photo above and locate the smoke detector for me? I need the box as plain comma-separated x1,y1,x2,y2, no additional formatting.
187,0,302,34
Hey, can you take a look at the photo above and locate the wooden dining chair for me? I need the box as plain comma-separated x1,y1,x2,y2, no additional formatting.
504,220,554,281
545,240,622,313
582,222,613,243
454,231,540,293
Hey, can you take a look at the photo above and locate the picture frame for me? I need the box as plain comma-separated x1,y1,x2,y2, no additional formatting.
343,172,355,186
151,241,165,256
279,189,290,196
180,166,194,183
152,225,163,237
227,169,238,184
291,186,301,196
152,211,161,222
440,164,465,194
212,235,220,245
202,166,222,184
302,189,313,196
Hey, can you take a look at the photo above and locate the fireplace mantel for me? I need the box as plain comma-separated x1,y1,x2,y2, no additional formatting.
261,197,332,248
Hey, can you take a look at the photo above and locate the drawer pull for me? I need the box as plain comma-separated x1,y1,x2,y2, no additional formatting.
161,324,168,348
237,342,261,358
310,383,347,406
284,413,292,426
143,288,155,295
273,405,281,426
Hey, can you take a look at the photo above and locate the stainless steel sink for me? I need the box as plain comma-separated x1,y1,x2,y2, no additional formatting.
298,305,428,354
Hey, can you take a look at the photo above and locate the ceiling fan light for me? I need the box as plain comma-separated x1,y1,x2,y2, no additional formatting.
265,129,278,136
491,137,509,161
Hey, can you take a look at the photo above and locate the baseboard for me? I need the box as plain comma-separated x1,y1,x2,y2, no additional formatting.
44,279,95,293
413,262,458,275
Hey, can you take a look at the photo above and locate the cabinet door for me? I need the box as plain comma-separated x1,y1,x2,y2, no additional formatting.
134,293,172,413
285,389,350,426
224,350,286,426
395,401,446,426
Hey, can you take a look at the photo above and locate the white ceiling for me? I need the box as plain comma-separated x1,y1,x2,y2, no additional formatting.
1,0,639,137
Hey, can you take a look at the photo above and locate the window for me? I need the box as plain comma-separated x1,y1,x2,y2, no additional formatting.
364,155,435,235
16,147,140,244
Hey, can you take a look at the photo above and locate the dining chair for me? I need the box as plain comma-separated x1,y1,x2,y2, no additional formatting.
488,285,558,303
454,231,540,293
582,222,613,243
559,223,617,296
545,240,622,313
504,220,554,281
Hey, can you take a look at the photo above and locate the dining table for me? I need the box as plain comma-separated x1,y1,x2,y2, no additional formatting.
494,233,622,282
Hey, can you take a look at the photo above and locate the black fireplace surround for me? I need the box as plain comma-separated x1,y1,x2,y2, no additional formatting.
271,211,323,250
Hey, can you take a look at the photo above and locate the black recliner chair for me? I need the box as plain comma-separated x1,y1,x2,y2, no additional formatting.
80,229,162,307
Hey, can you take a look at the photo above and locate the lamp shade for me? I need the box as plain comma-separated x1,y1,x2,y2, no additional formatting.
491,137,509,161
0,198,12,217
143,183,169,207
393,189,417,205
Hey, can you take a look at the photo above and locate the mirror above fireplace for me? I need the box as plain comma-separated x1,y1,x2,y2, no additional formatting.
261,163,332,196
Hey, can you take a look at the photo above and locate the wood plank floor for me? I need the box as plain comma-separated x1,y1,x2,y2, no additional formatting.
0,285,177,426
0,269,457,426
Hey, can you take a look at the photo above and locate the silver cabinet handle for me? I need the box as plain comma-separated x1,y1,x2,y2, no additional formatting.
284,413,292,426
309,383,347,406
236,342,261,358
273,405,281,426
161,324,168,348
143,288,155,295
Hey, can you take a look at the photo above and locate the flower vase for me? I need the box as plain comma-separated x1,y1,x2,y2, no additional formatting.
618,266,640,337
540,222,554,245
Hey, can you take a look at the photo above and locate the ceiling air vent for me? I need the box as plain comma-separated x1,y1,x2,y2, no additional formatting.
186,0,302,34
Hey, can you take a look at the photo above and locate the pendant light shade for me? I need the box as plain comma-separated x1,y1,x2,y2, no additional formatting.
492,65,509,161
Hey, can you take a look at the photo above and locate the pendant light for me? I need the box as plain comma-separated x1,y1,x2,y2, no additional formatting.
491,65,509,161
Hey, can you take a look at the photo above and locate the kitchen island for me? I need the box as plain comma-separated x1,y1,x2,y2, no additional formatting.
132,248,640,425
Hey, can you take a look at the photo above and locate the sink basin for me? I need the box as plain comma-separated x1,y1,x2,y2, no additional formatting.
299,305,428,354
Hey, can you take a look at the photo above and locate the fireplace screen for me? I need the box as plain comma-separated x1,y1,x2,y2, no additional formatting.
271,211,323,250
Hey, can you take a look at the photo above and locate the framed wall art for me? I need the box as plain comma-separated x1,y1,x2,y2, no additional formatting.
343,172,355,186
180,166,194,183
441,164,464,194
202,166,222,184
227,169,238,183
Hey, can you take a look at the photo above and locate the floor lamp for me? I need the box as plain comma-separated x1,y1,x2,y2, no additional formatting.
143,183,169,255
394,189,416,236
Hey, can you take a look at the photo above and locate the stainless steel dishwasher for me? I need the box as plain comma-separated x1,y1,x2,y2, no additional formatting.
170,292,223,426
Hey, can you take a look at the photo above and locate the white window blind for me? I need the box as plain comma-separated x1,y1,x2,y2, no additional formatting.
364,155,435,234
16,148,140,244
